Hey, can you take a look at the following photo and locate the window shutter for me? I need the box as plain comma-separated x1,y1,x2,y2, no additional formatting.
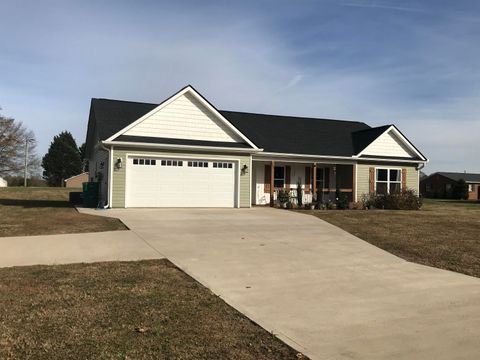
324,168,330,190
402,168,407,191
264,165,271,193
285,166,291,190
305,167,311,194
369,167,375,193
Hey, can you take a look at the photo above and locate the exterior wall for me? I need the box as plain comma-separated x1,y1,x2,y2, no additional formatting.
467,184,480,201
356,163,419,199
124,93,239,142
65,173,89,188
111,147,251,208
362,130,414,158
0,177,7,187
252,161,339,205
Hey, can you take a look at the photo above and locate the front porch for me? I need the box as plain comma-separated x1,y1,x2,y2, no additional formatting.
251,160,355,206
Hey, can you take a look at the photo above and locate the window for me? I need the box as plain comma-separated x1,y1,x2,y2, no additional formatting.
316,167,330,191
274,166,285,188
132,158,157,166
376,168,402,194
188,161,208,167
213,162,233,169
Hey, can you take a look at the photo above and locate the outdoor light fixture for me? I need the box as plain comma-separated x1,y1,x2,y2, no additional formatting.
242,164,249,174
115,158,122,169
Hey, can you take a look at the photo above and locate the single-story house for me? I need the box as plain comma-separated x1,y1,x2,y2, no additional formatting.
64,172,89,188
420,172,480,201
84,85,427,208
0,177,7,187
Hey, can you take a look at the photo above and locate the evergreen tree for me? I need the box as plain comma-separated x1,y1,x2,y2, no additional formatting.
452,179,469,200
42,131,82,186
78,142,89,171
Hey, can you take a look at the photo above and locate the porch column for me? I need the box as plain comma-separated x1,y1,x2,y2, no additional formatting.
270,160,275,207
312,163,317,197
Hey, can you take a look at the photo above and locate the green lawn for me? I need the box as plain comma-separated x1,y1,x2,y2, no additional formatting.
0,187,126,237
301,199,480,277
0,260,304,359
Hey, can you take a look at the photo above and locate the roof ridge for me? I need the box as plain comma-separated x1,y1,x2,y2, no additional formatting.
220,109,369,125
352,124,391,134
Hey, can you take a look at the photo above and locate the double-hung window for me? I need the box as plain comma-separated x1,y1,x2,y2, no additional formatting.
274,166,285,188
376,168,402,194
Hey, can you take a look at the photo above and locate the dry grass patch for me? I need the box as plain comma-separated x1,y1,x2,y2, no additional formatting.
303,199,480,277
0,187,126,237
0,259,304,360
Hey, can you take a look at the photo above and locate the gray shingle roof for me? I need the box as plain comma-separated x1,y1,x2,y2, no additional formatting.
85,93,424,159
435,172,480,183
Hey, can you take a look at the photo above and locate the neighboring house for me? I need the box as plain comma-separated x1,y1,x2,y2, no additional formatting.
420,172,480,201
64,172,89,188
85,85,427,208
0,177,7,187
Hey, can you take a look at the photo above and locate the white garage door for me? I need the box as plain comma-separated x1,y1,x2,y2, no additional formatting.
126,156,237,207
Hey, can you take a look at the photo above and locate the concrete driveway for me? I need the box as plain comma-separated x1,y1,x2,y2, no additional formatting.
88,207,480,360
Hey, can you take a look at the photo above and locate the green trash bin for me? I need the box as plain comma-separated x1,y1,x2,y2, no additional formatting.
82,182,99,208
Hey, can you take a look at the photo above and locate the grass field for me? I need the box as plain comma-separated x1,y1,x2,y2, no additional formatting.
0,187,126,237
303,199,480,277
0,259,303,360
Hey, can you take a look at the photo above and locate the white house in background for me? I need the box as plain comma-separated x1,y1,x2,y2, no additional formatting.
84,85,428,208
0,177,7,187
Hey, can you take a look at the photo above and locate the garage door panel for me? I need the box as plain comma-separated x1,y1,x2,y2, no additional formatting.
126,157,236,207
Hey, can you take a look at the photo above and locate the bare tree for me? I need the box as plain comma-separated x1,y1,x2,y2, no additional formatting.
0,110,39,177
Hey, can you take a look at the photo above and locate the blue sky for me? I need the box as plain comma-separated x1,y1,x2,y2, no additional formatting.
1,0,479,174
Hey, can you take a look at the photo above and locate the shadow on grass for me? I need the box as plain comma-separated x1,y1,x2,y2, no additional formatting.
0,199,72,208
433,199,480,205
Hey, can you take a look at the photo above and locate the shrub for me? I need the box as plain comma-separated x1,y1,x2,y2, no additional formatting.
296,182,302,207
335,188,349,210
363,189,422,210
277,190,289,205
452,179,469,200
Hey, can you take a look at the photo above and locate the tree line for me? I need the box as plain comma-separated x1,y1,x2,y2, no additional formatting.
0,109,86,187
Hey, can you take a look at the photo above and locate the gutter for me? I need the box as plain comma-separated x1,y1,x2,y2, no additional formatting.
98,142,111,209
255,151,428,164
102,140,263,154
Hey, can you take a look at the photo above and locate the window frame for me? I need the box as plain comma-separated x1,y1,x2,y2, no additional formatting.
274,166,285,189
375,167,402,195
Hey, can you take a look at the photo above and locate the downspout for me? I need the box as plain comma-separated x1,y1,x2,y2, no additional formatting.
98,142,111,209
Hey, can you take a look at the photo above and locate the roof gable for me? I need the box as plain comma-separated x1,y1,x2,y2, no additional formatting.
122,91,240,143
355,125,426,160
107,86,258,148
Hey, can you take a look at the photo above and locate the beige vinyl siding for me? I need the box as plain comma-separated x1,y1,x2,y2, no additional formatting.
124,93,239,142
361,130,414,158
356,163,419,199
111,147,251,208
